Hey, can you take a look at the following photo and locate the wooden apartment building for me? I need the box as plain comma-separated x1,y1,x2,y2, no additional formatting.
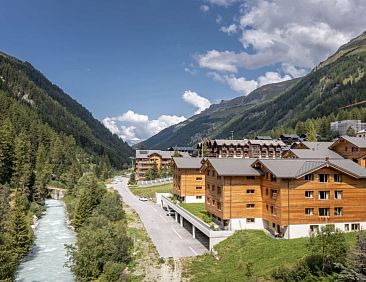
172,157,205,203
197,139,286,159
135,150,189,180
200,158,366,238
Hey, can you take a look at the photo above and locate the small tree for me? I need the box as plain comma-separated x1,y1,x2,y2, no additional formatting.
306,120,317,142
128,172,136,185
346,126,357,137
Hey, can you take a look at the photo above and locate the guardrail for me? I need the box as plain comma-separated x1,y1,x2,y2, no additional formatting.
137,177,173,187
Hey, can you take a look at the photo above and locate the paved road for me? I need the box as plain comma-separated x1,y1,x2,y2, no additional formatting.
110,177,208,258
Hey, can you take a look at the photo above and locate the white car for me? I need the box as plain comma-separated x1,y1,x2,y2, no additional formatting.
139,196,148,202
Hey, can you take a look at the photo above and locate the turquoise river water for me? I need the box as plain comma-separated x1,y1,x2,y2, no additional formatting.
16,199,76,282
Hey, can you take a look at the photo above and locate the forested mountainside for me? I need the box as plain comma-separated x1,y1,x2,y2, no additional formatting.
0,52,132,279
0,52,133,168
144,31,366,149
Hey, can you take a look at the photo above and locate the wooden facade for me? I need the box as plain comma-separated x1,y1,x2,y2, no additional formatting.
197,139,285,159
201,158,366,237
172,167,205,202
330,137,366,168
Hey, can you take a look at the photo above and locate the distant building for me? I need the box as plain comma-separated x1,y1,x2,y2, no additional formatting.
167,146,195,155
135,150,189,180
279,134,301,144
255,136,273,140
357,129,366,139
197,139,285,159
330,120,366,136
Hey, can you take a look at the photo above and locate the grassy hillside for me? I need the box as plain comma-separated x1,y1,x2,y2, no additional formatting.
144,31,366,149
183,230,356,281
0,52,133,168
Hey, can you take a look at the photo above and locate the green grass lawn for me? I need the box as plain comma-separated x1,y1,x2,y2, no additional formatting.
183,230,357,281
179,203,212,223
129,183,172,199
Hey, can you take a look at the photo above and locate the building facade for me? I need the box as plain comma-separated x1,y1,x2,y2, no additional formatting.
172,158,205,203
330,120,366,136
200,158,366,238
135,150,189,180
197,139,285,159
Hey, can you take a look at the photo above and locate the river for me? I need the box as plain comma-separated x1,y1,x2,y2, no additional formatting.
16,199,76,282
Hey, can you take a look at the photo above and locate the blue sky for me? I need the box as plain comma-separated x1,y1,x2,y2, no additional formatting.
2,0,366,144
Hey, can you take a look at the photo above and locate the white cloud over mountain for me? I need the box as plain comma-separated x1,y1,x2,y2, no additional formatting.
198,0,366,94
103,91,211,144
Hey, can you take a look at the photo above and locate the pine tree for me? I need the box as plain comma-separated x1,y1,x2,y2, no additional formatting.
306,120,317,142
0,119,15,184
4,191,32,261
12,131,33,192
35,144,51,199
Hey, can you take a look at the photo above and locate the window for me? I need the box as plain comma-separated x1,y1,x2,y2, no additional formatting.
266,204,269,211
212,171,216,177
246,204,255,209
207,184,210,190
304,174,314,181
319,174,329,182
266,188,269,196
319,191,330,200
319,208,330,217
335,207,343,216
345,146,348,151
305,191,314,199
305,208,314,216
246,189,255,194
266,172,269,179
352,147,359,152
345,224,349,231
334,190,343,200
196,177,202,181
247,176,255,180
271,189,278,199
271,206,277,216
310,225,319,233
351,224,360,231
334,174,342,183
217,202,222,210
196,186,202,190
246,218,255,223
196,196,202,200
217,187,222,195
270,174,277,182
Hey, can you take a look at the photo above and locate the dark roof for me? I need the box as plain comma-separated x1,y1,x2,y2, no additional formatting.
205,158,262,176
280,134,300,139
172,157,202,169
256,159,366,179
255,136,273,140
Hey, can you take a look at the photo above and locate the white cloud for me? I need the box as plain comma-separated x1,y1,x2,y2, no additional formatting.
197,0,366,73
182,90,211,114
103,111,186,145
205,0,239,7
224,75,258,95
211,71,292,95
200,5,210,12
257,72,292,87
220,24,237,34
281,63,308,78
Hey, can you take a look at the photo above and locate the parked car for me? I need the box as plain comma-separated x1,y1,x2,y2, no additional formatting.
139,196,148,202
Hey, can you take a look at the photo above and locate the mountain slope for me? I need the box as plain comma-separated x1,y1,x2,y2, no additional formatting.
144,31,366,149
143,76,300,149
0,52,133,168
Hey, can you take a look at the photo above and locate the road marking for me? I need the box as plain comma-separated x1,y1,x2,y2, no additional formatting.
189,246,198,256
159,214,167,223
171,227,183,239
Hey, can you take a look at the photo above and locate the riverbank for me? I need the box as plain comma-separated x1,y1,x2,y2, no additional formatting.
16,199,76,282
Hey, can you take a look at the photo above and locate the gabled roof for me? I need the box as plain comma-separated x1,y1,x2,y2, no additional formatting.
255,159,366,179
280,134,300,139
172,157,202,169
168,146,194,151
204,158,262,176
285,147,343,159
136,150,189,159
301,141,334,150
331,136,366,148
